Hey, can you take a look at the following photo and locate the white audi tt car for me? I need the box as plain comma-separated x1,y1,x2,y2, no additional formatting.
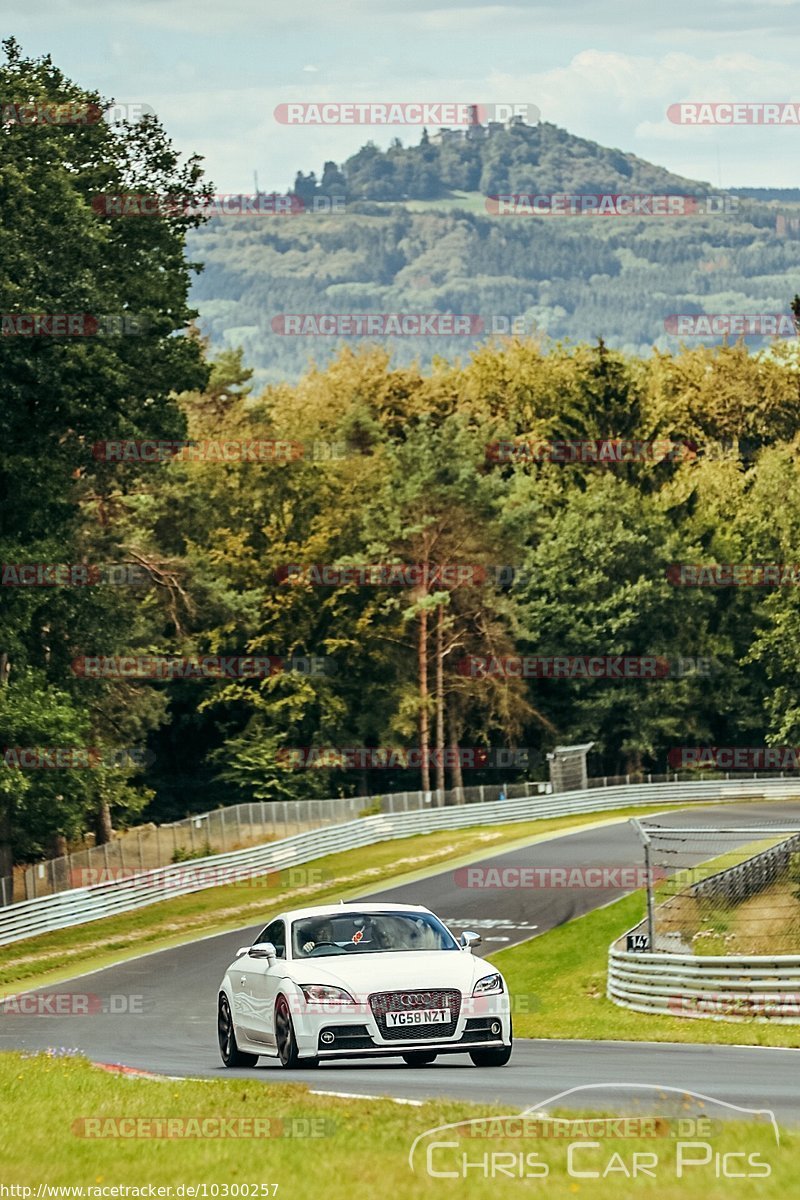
217,902,512,1068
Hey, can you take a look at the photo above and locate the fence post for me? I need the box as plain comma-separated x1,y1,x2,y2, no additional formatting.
631,819,657,953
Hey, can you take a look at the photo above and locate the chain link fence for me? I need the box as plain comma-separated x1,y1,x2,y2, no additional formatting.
8,768,799,907
631,821,800,955
8,780,552,904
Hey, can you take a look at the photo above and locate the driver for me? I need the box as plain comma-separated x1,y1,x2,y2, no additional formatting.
301,917,334,955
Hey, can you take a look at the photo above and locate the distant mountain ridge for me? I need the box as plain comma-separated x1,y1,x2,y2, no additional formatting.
188,123,800,385
291,120,719,205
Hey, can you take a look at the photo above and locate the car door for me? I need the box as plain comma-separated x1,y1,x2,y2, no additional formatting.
247,918,287,1047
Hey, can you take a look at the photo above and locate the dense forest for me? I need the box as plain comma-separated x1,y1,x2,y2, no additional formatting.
4,43,800,870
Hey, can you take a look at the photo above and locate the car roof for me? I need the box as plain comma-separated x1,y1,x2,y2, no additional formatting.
270,902,434,923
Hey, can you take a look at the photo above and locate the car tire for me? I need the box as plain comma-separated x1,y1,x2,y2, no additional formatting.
402,1052,437,1067
469,1044,512,1066
275,995,319,1069
469,1022,513,1067
218,994,258,1068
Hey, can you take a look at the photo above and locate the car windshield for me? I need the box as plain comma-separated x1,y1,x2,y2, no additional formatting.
291,911,459,957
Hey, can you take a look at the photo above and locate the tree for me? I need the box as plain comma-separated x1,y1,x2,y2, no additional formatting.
0,39,209,855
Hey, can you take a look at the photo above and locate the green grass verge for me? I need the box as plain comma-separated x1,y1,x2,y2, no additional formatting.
0,1052,793,1196
1,804,689,993
493,890,800,1047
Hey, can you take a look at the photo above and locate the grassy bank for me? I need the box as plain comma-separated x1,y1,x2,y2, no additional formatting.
0,1052,793,1197
495,891,800,1047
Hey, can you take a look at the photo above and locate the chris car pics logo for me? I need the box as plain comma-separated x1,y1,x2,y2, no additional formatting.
409,1085,779,1181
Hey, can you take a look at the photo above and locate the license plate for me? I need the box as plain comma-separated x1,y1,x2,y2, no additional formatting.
385,1009,448,1027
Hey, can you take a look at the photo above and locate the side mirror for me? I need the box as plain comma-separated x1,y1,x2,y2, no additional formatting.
235,946,250,958
459,931,482,952
248,942,277,962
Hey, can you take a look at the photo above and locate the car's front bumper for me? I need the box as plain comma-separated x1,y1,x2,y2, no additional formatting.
315,1014,508,1057
292,992,511,1058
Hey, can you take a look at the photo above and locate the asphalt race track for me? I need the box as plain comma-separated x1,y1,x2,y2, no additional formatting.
2,800,800,1123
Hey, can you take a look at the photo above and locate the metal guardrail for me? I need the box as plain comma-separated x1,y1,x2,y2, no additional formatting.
608,947,800,1022
609,826,800,1022
11,780,550,904
689,833,800,905
4,776,800,948
12,768,799,905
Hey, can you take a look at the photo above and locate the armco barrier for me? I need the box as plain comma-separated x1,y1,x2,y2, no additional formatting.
689,833,800,905
609,825,800,1022
3,777,800,947
608,946,800,1022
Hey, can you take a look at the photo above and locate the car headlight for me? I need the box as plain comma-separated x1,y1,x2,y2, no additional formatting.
472,973,504,996
300,984,356,1004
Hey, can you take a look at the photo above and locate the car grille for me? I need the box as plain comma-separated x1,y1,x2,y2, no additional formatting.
369,989,461,1041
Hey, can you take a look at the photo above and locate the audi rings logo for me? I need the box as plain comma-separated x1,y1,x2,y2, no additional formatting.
400,993,432,1007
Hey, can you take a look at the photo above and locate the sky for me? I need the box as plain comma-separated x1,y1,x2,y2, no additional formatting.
4,0,800,192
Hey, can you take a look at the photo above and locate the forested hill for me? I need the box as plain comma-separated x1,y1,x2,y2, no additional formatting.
291,120,714,203
188,123,800,385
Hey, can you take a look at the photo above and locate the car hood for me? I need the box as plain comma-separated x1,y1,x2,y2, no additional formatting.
290,950,488,994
